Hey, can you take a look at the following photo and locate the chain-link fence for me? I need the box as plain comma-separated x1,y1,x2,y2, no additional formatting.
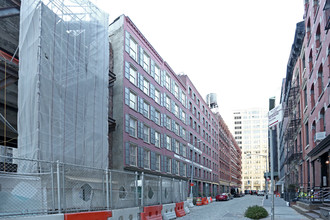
0,156,188,217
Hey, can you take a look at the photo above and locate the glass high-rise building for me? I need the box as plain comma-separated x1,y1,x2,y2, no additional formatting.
232,108,268,191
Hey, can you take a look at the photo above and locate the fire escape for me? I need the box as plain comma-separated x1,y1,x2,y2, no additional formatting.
284,85,302,185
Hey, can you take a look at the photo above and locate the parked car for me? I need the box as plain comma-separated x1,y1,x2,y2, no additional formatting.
257,190,265,196
250,190,257,195
216,193,230,201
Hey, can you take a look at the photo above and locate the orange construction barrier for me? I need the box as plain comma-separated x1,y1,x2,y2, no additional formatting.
202,197,209,205
175,202,186,217
196,197,202,206
210,197,213,203
64,210,112,220
140,205,163,220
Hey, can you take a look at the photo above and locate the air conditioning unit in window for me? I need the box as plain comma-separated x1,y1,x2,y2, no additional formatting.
314,132,326,142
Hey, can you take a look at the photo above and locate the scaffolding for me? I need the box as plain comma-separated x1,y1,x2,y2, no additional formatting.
17,0,109,171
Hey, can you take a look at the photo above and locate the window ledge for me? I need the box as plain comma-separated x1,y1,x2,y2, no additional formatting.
305,144,310,150
318,90,324,102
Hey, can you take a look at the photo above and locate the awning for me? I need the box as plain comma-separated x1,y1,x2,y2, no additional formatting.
276,176,285,185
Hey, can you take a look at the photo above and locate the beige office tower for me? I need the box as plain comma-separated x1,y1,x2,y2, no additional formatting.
232,108,268,192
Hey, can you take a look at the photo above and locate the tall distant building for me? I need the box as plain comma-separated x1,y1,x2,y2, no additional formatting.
233,108,268,191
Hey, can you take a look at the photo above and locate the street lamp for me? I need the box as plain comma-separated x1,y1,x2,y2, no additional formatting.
190,139,202,198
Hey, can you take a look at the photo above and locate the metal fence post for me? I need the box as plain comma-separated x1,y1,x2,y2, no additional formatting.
106,168,110,209
51,162,55,211
56,160,61,213
135,172,138,206
141,172,144,207
172,178,175,203
159,176,162,205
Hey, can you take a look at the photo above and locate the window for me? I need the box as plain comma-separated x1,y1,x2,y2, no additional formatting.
315,24,321,52
129,91,137,110
144,149,150,169
165,73,170,90
155,110,160,125
143,79,149,95
143,126,150,143
181,92,186,105
155,131,160,147
317,65,324,96
129,66,137,85
320,108,326,132
182,111,186,122
309,50,313,73
143,52,150,72
166,116,171,130
182,145,186,157
305,122,309,146
304,87,308,108
174,84,179,98
155,65,160,83
174,122,179,135
167,157,171,173
174,104,179,117
155,89,160,104
176,160,180,175
182,128,186,139
175,140,179,154
166,136,171,150
129,144,137,166
129,117,137,137
165,95,171,110
311,84,315,109
156,154,160,171
143,101,150,118
129,37,138,61
183,164,186,176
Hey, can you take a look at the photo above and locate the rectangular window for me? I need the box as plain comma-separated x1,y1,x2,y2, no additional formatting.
166,116,171,130
155,110,160,125
181,92,186,105
174,104,179,117
156,154,160,171
143,101,150,118
182,145,186,157
174,123,179,135
166,136,171,150
155,89,160,104
305,122,309,146
129,144,137,166
174,84,179,98
175,140,179,154
129,117,137,137
129,38,138,61
144,149,150,169
183,164,186,176
143,126,150,143
143,79,149,95
167,157,171,173
129,91,137,110
155,131,160,147
143,52,150,72
155,65,160,83
182,111,186,122
165,95,171,110
129,66,137,85
165,73,170,90
182,128,186,140
176,160,180,175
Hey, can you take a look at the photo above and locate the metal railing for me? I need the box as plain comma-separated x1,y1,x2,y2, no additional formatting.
0,155,188,217
296,186,330,203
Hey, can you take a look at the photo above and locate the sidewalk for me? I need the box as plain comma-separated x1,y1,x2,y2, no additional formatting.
262,195,309,220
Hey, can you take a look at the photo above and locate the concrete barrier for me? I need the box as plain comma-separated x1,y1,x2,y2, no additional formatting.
162,203,176,220
1,214,64,220
183,201,190,214
186,198,194,208
111,207,139,220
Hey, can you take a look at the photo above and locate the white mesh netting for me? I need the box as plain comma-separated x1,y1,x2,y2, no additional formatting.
17,0,109,171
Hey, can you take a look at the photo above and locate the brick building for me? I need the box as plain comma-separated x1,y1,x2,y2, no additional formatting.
280,0,330,192
109,15,241,196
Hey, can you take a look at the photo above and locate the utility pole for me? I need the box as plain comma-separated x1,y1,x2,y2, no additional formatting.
270,127,275,220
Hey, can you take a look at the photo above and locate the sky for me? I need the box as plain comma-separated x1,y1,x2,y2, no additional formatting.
97,0,304,127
